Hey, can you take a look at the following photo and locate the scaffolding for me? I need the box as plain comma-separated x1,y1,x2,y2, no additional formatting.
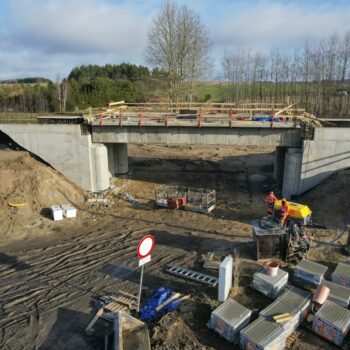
155,186,216,214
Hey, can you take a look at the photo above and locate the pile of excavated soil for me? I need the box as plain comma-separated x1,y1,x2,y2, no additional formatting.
301,168,350,228
0,148,85,242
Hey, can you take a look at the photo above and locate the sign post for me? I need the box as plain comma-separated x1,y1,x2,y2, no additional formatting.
137,235,155,312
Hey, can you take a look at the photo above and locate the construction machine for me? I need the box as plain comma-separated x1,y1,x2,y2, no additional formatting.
256,200,312,263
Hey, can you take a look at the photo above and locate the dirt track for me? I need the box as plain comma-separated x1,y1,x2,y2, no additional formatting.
0,144,348,349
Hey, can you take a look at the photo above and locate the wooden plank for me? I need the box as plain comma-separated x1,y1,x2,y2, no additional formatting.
155,293,181,312
85,307,104,334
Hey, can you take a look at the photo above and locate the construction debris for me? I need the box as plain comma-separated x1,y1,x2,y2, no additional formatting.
165,266,218,286
209,298,251,343
121,192,140,206
113,311,151,350
85,291,137,335
203,252,222,270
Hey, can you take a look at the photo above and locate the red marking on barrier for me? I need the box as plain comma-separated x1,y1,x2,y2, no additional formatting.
99,111,103,127
139,112,142,128
229,109,233,128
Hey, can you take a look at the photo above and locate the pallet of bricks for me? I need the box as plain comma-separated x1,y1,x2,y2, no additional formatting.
312,301,350,346
240,286,311,350
293,259,328,289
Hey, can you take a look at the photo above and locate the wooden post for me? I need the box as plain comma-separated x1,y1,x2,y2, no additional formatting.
198,108,202,128
99,110,103,127
271,108,274,128
119,111,123,127
229,109,233,128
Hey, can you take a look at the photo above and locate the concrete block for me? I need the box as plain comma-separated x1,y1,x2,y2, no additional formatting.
218,255,233,302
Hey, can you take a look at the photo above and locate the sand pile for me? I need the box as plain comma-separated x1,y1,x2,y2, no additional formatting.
0,148,84,240
301,169,350,228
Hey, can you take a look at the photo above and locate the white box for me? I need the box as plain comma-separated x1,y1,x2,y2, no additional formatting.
61,204,77,218
51,205,63,221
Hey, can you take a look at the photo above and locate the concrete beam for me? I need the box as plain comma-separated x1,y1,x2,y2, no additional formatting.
92,126,302,148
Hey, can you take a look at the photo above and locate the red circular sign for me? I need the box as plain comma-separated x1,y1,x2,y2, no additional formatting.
137,235,155,258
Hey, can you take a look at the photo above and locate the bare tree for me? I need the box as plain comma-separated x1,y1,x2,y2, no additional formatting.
144,0,211,102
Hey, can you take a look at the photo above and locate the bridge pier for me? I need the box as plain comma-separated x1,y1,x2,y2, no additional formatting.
274,146,286,185
105,143,128,177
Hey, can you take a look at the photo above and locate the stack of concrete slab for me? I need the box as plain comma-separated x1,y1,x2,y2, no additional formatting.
209,298,251,343
312,301,350,346
252,268,288,298
240,316,287,350
294,259,328,289
259,286,311,339
321,280,350,308
332,263,350,288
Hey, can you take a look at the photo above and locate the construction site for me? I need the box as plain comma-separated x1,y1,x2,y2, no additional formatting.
0,101,350,350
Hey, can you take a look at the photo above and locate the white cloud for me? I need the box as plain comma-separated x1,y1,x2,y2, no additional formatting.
214,1,350,51
0,0,349,79
0,0,157,79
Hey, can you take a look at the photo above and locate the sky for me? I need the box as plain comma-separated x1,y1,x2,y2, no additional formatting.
0,0,349,80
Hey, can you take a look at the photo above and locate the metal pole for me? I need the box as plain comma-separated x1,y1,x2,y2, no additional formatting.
137,265,144,312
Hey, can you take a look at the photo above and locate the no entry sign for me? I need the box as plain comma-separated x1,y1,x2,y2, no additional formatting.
137,235,155,258
136,234,155,312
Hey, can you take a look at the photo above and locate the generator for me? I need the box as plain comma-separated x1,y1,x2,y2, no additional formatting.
273,200,312,228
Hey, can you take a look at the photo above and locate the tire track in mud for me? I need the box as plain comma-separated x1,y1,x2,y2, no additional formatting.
0,227,157,339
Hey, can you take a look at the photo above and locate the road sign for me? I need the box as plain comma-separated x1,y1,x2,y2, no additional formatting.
137,235,155,311
138,254,151,267
137,235,155,258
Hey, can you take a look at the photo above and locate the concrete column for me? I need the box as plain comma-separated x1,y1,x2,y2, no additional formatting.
282,147,302,199
218,255,233,302
274,146,286,184
91,143,110,192
106,143,117,178
114,143,129,175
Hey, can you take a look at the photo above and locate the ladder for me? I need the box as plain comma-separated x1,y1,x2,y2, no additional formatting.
166,266,218,286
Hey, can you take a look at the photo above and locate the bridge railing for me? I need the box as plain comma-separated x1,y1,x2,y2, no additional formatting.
93,110,300,128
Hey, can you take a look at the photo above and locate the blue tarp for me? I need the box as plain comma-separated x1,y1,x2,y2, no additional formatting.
252,116,281,122
140,287,183,321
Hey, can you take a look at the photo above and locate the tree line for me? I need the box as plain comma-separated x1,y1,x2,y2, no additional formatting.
222,32,350,118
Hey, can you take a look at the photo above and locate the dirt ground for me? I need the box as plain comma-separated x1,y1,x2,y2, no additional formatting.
0,143,349,350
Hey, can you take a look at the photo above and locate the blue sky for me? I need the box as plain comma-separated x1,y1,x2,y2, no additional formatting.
0,0,349,80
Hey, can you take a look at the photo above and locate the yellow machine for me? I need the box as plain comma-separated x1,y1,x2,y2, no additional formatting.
274,200,312,226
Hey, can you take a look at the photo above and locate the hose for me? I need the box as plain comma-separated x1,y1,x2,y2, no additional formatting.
310,224,349,249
